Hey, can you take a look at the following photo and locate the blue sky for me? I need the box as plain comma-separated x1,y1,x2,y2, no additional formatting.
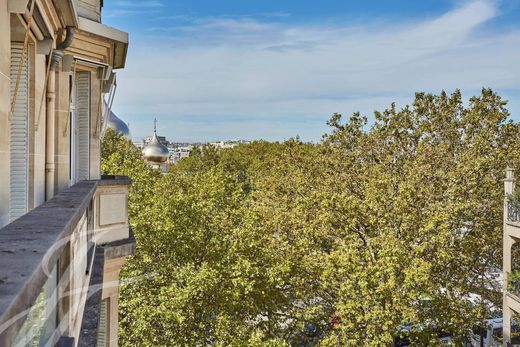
103,0,520,142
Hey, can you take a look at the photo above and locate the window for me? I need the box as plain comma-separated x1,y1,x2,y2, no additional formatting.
70,71,90,184
9,42,29,221
97,298,110,347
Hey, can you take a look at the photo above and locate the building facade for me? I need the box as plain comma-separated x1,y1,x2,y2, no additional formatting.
170,145,191,164
503,167,520,345
0,0,133,346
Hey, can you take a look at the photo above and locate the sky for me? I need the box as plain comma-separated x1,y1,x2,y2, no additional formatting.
102,0,520,143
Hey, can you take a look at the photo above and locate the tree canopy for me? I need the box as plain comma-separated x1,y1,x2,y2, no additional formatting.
102,89,520,346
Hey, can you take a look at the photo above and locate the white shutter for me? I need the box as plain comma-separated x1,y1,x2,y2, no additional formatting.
9,43,29,221
97,298,108,347
75,71,90,182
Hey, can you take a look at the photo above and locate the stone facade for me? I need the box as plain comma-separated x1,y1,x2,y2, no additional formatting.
502,168,520,346
0,1,131,346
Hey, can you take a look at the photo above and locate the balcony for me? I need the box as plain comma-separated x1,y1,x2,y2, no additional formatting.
0,176,135,346
508,201,520,224
509,272,520,299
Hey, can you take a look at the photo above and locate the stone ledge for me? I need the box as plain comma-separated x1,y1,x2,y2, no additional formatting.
98,175,132,187
0,181,97,345
103,227,136,260
0,176,132,345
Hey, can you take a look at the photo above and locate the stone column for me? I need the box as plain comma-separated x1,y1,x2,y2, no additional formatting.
505,167,515,196
54,69,71,193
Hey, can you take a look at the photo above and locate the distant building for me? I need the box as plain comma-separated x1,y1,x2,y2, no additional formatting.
134,132,168,150
210,140,250,149
170,146,192,164
145,134,169,147
136,135,251,166
133,141,144,150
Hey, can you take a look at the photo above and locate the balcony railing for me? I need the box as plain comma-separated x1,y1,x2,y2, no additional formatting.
509,272,520,300
507,200,520,223
0,176,134,347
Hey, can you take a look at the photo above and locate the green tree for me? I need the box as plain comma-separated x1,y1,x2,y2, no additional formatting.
105,89,520,346
316,89,520,344
101,128,161,231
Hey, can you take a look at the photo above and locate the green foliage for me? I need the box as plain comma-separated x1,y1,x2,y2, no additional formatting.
317,89,519,344
101,128,162,228
102,89,520,346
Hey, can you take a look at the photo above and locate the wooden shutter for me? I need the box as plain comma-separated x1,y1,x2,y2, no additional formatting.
75,71,90,182
97,298,109,347
9,43,29,221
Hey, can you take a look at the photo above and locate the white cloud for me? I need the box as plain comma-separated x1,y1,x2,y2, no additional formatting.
115,0,164,8
104,0,163,17
111,0,520,142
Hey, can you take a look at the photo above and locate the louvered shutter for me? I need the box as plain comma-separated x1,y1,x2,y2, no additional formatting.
97,298,108,347
75,72,90,182
9,43,29,222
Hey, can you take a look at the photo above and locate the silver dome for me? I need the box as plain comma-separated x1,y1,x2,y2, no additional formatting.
106,108,131,140
142,131,169,163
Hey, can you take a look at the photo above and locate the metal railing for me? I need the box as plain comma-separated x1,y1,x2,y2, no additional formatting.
509,272,520,299
507,201,520,223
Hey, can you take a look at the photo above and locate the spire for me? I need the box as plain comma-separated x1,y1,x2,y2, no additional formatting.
142,118,169,163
